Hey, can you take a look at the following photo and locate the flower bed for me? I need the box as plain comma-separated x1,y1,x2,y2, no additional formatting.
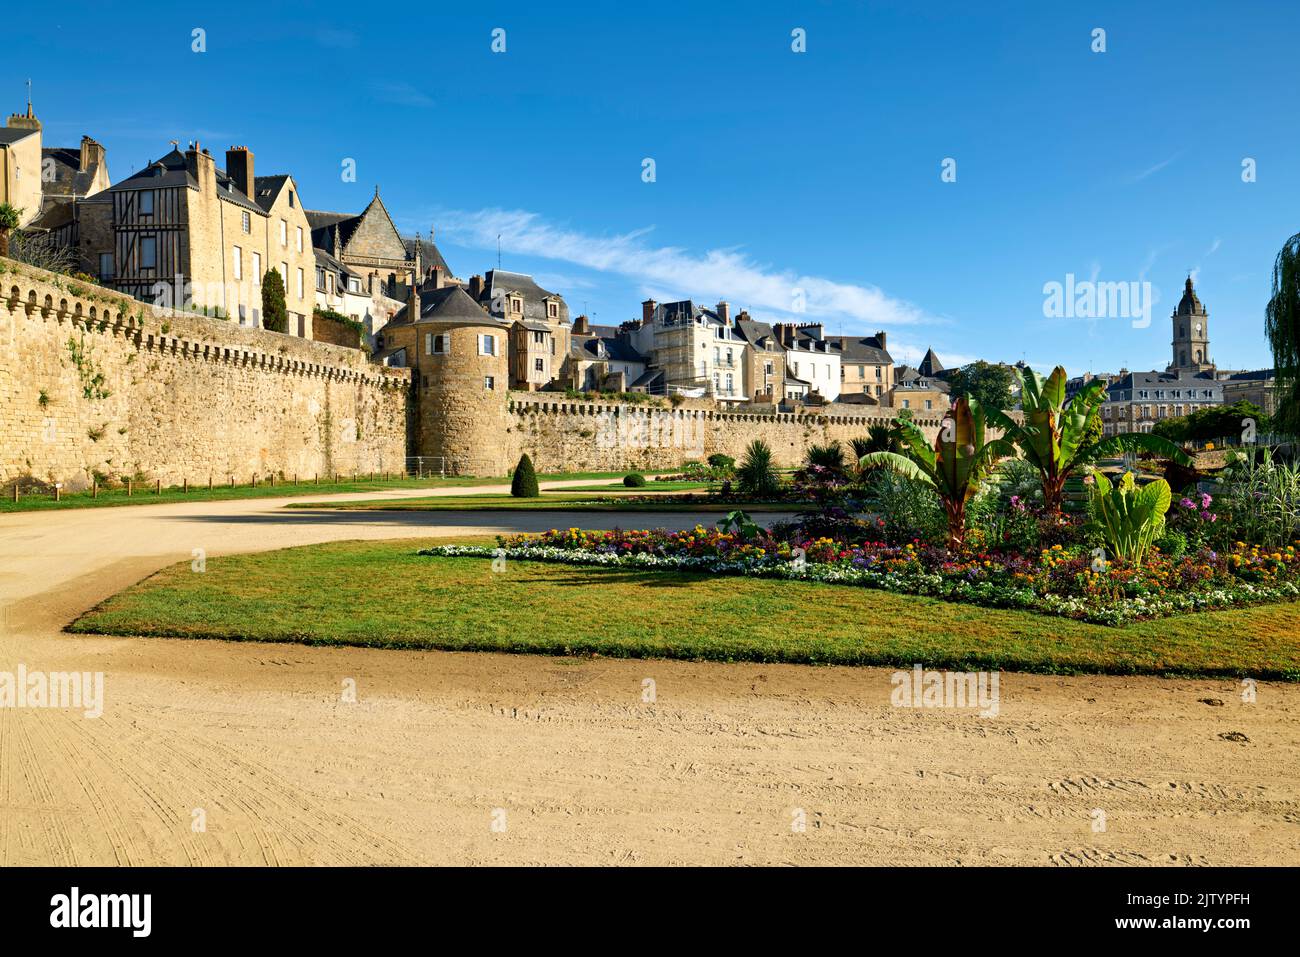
418,527,1300,626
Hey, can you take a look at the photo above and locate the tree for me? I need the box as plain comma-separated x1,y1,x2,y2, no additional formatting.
946,360,1015,411
859,397,1014,550
0,203,21,258
1265,231,1300,435
984,365,1190,514
510,453,539,497
261,268,288,333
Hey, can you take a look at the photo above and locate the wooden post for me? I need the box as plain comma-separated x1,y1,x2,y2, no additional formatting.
252,474,257,488
229,475,234,488
92,481,98,499
208,476,213,491
183,477,189,493
155,479,162,495
11,486,17,503
127,479,132,497
54,485,61,502
314,473,319,485
269,474,275,487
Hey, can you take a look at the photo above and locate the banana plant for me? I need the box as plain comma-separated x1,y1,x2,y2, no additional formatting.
859,397,1014,550
982,365,1190,514
1085,469,1171,567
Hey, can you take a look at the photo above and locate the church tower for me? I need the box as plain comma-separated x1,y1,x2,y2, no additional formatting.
1168,275,1214,374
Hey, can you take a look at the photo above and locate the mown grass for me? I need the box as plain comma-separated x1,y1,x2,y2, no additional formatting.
68,538,1300,679
0,471,644,513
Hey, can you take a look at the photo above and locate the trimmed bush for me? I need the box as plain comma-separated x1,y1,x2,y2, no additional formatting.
511,454,539,497
623,473,646,488
707,453,735,470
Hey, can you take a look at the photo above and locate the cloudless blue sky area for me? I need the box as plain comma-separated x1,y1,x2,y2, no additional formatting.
7,0,1298,373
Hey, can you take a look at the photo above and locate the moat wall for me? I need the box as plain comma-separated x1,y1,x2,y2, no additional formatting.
0,260,409,490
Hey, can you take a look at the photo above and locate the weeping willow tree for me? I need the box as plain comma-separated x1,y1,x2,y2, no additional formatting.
1265,231,1300,436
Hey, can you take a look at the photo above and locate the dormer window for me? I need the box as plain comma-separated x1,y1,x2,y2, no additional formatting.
511,298,522,314
547,302,558,318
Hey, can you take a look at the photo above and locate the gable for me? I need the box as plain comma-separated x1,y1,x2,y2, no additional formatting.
344,198,407,261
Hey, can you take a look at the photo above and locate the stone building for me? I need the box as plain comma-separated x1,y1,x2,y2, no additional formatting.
467,269,570,390
1218,368,1277,417
1102,370,1223,435
566,315,648,392
306,189,437,305
888,355,950,412
1,98,109,227
626,299,747,402
733,311,786,403
826,331,894,401
50,143,317,333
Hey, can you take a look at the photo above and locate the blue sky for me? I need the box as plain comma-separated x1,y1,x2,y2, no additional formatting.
7,0,1298,373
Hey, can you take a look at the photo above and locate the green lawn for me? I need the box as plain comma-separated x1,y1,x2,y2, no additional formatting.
0,471,646,513
68,538,1300,679
558,480,714,492
284,492,794,512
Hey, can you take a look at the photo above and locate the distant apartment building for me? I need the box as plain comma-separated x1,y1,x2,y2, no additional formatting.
625,299,748,402
465,269,571,390
732,309,786,402
566,315,649,392
1102,370,1223,434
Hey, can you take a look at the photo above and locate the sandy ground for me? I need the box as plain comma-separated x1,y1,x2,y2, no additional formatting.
1,481,1298,866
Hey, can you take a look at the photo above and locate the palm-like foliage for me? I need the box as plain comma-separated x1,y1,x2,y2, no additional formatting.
806,440,846,472
983,365,1190,514
851,425,897,459
859,397,1014,550
1085,470,1171,567
736,439,781,497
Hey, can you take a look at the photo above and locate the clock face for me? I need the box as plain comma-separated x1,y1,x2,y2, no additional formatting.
1194,323,1201,335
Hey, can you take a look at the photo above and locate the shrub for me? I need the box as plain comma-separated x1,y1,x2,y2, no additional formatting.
863,469,946,545
623,473,646,487
1155,529,1189,561
1212,448,1300,548
510,453,539,497
805,441,846,472
1085,471,1171,567
736,439,781,498
707,453,735,471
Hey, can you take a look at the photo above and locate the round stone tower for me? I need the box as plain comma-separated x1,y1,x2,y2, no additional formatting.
387,282,511,475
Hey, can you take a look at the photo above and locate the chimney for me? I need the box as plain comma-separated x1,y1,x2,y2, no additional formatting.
573,314,590,336
468,274,484,301
874,330,887,351
800,322,825,341
225,146,254,198
641,298,657,325
407,279,421,322
79,136,104,173
185,142,215,195
716,300,730,323
426,264,444,290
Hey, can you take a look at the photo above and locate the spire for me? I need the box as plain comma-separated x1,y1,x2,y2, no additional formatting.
25,78,32,116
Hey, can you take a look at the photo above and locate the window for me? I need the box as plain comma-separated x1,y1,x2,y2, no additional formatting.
98,253,114,280
296,226,303,252
765,362,773,375
925,399,933,410
289,189,296,208
252,252,261,283
533,331,545,344
714,347,720,363
348,277,360,293
875,366,882,380
859,365,866,377
238,304,247,324
232,246,242,280
425,333,449,354
534,358,545,373
252,308,260,326
713,372,720,392
297,268,304,299
138,190,154,215
139,236,157,269
511,298,522,314
876,385,882,395
316,267,327,291
280,220,288,246
479,334,497,356
241,211,250,234
902,399,911,409
547,302,557,318
725,372,733,393
484,376,495,390
281,262,289,287
726,348,733,365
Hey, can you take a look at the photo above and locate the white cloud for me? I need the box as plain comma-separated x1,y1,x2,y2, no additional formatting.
1128,152,1181,183
433,208,937,329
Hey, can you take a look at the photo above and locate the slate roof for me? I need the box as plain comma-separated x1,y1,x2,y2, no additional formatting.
251,174,290,213
1106,369,1220,395
827,334,892,366
574,333,647,364
41,146,105,199
109,148,263,213
482,269,568,323
917,348,944,377
402,236,451,276
388,284,500,326
0,127,39,146
734,318,782,349
1174,276,1207,316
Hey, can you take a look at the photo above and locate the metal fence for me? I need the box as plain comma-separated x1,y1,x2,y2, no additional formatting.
405,456,462,478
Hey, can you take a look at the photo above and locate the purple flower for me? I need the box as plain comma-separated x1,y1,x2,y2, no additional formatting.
1200,492,1213,509
1180,497,1195,509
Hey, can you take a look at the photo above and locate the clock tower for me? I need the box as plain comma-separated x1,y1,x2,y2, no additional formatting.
1168,275,1214,374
